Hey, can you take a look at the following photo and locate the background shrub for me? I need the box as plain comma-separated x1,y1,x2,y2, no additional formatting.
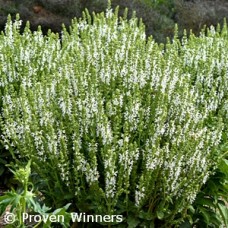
1,0,228,43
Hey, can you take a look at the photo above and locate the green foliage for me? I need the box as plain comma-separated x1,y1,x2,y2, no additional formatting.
0,9,227,227
188,155,228,227
0,1,17,15
0,144,12,184
0,161,71,227
180,157,228,227
141,0,174,9
178,24,228,226
40,0,83,17
0,160,40,226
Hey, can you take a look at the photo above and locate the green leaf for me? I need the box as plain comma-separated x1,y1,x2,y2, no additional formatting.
138,211,154,220
217,203,228,226
198,206,210,224
156,210,164,220
0,158,7,164
208,213,222,226
179,221,192,228
63,193,74,200
206,180,219,195
0,166,5,175
219,159,228,176
196,197,215,208
41,204,52,213
0,191,21,213
26,196,43,214
127,215,140,228
42,204,71,228
188,205,195,214
63,203,71,210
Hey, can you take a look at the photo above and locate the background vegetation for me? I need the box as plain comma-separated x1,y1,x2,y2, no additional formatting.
0,0,228,43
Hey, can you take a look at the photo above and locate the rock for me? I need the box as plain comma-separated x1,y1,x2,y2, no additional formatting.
33,5,43,14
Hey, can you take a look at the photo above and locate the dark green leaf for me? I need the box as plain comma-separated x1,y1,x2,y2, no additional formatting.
217,203,228,226
138,211,154,220
179,221,192,228
0,166,5,175
198,206,210,224
127,215,140,228
195,197,215,208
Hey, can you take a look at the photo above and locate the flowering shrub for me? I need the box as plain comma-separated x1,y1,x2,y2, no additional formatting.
0,9,227,226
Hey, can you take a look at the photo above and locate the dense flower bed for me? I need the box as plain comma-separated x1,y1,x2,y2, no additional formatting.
0,8,227,226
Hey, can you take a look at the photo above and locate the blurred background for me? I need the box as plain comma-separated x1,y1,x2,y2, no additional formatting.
0,0,228,43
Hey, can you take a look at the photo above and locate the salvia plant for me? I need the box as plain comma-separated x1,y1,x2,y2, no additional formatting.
0,4,227,227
